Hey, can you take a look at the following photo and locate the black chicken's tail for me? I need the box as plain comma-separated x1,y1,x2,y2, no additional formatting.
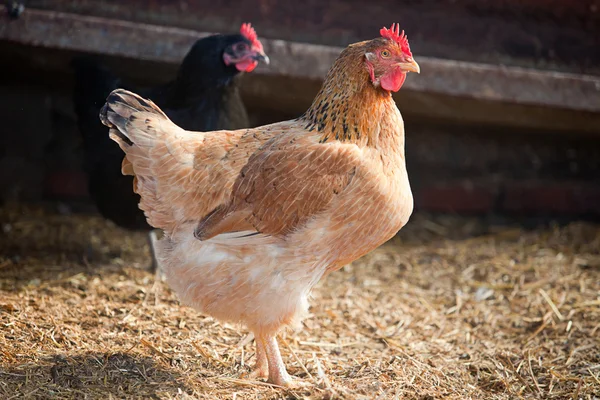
71,56,124,159
71,56,120,119
72,57,129,179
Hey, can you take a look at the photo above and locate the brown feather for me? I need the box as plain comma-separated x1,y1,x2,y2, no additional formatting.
196,134,360,238
100,30,418,386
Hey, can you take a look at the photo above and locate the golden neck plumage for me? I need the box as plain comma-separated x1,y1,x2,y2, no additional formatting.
298,42,404,150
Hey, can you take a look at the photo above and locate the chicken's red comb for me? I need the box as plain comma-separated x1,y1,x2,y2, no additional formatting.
240,23,264,52
380,23,412,56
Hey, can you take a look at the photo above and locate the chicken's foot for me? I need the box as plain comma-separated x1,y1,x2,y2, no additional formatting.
247,337,268,379
256,333,309,388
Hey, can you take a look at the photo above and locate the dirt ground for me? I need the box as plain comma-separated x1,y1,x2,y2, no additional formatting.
0,203,599,399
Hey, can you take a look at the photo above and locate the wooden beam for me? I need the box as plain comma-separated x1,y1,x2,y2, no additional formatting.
1,7,600,133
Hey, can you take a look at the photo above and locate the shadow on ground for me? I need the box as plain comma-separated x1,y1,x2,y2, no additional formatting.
0,352,193,398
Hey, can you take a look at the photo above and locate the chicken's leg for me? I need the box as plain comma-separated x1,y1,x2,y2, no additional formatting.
248,337,268,379
257,334,293,387
147,230,165,281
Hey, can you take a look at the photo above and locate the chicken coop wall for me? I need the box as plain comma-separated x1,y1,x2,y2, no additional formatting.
25,0,600,75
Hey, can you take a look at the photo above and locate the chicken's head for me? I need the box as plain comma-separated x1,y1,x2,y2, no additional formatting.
223,23,270,72
364,23,420,92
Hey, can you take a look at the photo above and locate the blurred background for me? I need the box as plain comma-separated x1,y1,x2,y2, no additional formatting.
0,0,599,221
0,0,600,220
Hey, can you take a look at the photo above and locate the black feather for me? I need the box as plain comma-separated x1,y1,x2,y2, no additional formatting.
73,33,254,232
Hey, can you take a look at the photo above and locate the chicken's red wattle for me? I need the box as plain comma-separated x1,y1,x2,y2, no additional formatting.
236,59,258,72
380,68,406,92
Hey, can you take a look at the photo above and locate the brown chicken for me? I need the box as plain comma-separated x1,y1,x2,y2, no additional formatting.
100,23,419,387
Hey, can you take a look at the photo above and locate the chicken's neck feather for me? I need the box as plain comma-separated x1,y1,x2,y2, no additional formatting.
298,42,405,153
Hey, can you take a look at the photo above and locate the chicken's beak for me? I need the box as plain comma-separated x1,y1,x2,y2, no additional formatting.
395,58,420,74
253,52,270,65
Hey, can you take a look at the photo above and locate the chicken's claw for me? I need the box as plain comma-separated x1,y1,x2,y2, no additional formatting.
243,336,268,380
277,377,311,390
246,365,268,380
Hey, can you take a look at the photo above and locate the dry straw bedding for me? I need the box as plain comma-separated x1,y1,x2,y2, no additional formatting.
0,203,599,399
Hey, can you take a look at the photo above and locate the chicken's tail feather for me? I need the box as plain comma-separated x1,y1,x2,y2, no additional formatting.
100,89,168,140
100,89,182,231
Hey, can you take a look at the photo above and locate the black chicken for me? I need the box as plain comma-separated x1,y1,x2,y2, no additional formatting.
72,23,269,271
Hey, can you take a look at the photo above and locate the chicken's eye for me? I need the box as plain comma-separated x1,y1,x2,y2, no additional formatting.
236,43,248,52
380,50,391,58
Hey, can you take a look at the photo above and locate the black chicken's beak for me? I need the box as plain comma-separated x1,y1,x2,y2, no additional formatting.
253,53,270,65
